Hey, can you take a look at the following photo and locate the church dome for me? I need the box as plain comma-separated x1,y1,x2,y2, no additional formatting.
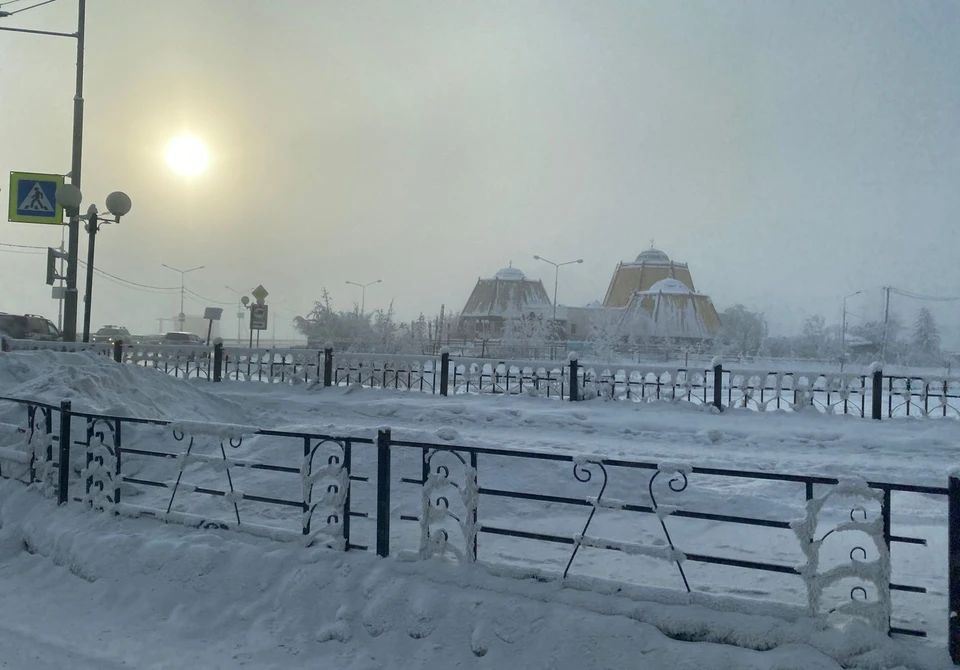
635,248,670,264
494,267,527,281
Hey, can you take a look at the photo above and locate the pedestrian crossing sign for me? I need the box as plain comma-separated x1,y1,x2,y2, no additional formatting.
8,171,65,224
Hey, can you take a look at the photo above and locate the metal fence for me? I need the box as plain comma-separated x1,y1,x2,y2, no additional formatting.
1,394,958,660
3,338,960,420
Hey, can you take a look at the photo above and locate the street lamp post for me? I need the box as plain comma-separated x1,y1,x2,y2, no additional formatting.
345,279,382,316
162,264,205,331
533,255,584,322
54,186,132,343
1,0,87,341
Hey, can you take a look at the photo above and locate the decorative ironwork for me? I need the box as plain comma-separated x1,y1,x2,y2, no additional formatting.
419,448,477,563
792,479,891,632
563,459,609,577
648,465,691,592
83,417,119,510
301,438,348,548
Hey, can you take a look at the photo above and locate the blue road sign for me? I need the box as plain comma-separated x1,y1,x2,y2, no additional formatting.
8,171,64,224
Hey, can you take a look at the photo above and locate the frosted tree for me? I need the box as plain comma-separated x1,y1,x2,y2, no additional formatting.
501,314,550,357
912,308,941,363
585,310,625,363
796,315,827,359
718,305,768,358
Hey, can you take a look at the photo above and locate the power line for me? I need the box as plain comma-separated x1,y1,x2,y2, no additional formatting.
0,248,43,255
184,287,234,306
5,0,60,15
890,287,960,303
0,242,46,250
0,0,31,7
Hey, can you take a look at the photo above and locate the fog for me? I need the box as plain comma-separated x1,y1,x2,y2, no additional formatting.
2,1,958,342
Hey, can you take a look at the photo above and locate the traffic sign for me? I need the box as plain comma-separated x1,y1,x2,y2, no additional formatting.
8,172,64,224
250,304,268,331
251,284,269,305
203,307,223,321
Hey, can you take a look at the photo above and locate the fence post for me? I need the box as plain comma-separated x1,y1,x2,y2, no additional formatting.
212,341,223,382
57,401,71,506
323,343,334,388
113,339,122,363
949,474,960,663
440,349,450,397
871,362,883,420
568,352,579,401
712,357,723,411
376,428,391,558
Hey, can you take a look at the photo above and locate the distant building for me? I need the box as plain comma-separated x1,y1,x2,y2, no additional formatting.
618,278,722,341
602,247,698,308
459,265,553,337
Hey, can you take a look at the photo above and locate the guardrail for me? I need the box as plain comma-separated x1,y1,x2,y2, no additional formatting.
1,394,958,659
3,338,960,420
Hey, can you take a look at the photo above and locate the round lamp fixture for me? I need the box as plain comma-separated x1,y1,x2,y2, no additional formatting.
55,184,83,209
105,191,132,219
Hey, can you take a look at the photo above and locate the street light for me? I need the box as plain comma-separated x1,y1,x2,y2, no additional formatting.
161,264,205,331
345,279,382,316
55,185,132,343
2,1,87,341
533,255,584,322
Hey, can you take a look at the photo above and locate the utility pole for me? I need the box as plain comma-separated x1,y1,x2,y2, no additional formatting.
880,286,892,362
2,1,87,340
162,264,204,331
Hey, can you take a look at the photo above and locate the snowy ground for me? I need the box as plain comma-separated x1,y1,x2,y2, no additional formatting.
0,351,958,669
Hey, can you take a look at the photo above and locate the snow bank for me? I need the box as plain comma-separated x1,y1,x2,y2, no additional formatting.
3,481,951,670
0,350,246,422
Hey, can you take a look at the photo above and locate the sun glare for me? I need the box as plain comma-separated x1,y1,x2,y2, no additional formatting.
165,135,209,177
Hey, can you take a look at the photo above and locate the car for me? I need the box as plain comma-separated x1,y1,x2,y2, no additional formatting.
161,331,204,345
92,325,131,344
0,313,61,342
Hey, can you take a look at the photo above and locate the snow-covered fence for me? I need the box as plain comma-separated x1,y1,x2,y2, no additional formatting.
1,393,959,654
4,338,960,419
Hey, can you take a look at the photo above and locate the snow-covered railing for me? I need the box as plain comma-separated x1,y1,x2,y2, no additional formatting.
5,340,960,419
1,392,958,651
1,337,112,356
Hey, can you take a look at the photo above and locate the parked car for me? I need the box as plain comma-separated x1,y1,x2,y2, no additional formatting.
162,332,204,345
0,313,61,342
92,325,131,344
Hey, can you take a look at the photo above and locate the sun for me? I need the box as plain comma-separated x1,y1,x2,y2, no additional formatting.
165,135,209,177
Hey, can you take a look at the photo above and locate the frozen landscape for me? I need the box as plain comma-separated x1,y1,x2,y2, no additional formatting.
1,350,958,669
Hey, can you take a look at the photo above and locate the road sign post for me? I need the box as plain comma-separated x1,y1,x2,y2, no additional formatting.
203,307,223,346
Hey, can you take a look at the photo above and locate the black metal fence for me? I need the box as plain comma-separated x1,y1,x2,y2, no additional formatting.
3,338,960,420
1,394,958,660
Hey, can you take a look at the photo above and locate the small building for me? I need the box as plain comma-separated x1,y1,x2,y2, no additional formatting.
459,265,553,337
619,278,722,341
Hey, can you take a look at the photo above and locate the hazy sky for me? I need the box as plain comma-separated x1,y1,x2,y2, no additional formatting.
2,1,958,341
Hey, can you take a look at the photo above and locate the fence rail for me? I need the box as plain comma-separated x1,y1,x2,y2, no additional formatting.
0,394,958,660
3,338,960,420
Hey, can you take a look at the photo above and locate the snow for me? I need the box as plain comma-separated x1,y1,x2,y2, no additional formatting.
1,351,959,668
648,277,695,294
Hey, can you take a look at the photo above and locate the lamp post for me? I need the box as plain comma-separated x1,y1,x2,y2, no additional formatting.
345,279,382,316
162,264,205,331
533,255,584,322
54,186,132,343
840,289,865,371
225,285,248,342
1,1,87,341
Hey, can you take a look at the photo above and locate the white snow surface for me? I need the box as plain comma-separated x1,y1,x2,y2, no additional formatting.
0,482,949,670
0,350,246,421
1,352,958,668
